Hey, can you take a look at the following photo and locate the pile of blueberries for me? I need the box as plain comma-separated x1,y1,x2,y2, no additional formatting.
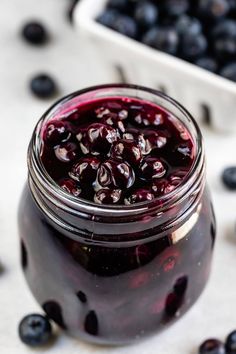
97,0,236,83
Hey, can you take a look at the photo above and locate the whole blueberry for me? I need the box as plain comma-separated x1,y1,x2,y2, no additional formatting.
142,27,179,55
18,314,52,347
212,19,236,39
124,188,155,204
163,0,189,17
197,0,230,20
22,22,48,45
134,1,158,29
195,57,218,73
97,9,118,29
175,15,202,36
44,121,71,146
139,157,166,181
97,159,135,189
226,330,236,354
180,33,207,60
69,157,100,185
30,74,57,99
111,139,142,167
76,123,119,155
222,166,236,189
199,338,225,354
59,178,82,197
112,14,138,38
107,0,128,11
211,20,236,60
94,188,122,204
220,63,236,82
54,142,79,163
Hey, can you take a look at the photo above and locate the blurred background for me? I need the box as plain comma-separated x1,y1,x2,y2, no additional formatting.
1,0,236,353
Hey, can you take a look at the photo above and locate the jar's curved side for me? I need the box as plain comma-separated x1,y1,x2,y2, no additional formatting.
18,182,216,344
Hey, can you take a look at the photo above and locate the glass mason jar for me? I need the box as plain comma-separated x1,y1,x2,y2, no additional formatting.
18,84,216,345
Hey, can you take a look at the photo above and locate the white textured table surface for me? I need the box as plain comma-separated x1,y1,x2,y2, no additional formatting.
1,1,236,353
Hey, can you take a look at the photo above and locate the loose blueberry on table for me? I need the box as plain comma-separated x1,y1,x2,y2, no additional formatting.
199,338,225,354
97,0,236,82
41,97,194,204
222,167,236,190
18,314,52,347
30,74,58,99
22,22,48,45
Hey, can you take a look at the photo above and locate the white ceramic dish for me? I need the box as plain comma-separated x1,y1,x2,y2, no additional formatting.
74,0,236,132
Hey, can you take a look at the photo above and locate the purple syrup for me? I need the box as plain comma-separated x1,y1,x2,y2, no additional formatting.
41,97,195,205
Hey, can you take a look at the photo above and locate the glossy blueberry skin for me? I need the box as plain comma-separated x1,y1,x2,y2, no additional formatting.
134,1,158,29
59,178,82,197
43,121,71,146
69,157,100,185
222,166,236,189
97,159,135,189
94,188,122,204
111,139,142,167
18,314,52,347
54,142,79,163
77,123,119,155
199,339,225,354
142,27,179,55
30,74,57,99
22,22,48,45
225,330,236,354
124,188,155,204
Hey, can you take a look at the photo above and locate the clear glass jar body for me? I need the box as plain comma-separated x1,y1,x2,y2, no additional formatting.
18,85,216,345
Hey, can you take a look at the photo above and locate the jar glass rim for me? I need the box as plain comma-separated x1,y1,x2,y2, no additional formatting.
29,83,204,216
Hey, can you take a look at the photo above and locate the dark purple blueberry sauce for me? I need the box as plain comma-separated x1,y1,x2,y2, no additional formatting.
41,97,194,205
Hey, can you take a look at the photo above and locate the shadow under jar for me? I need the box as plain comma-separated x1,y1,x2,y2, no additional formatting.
18,84,216,345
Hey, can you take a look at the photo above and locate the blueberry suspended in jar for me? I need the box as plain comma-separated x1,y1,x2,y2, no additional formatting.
139,157,166,181
58,178,82,197
94,188,122,205
43,121,71,146
69,156,100,185
97,159,135,189
54,142,79,163
111,139,142,167
170,141,194,167
76,123,119,155
124,188,155,205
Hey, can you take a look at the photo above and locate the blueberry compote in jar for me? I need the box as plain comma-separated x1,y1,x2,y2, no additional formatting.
18,84,216,345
